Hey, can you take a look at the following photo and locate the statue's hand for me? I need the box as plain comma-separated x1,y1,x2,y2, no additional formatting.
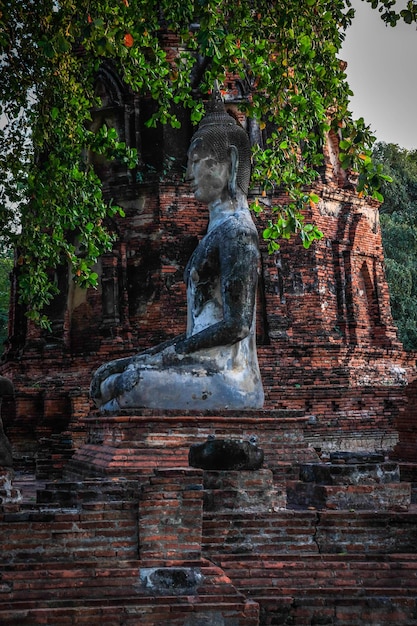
162,344,185,366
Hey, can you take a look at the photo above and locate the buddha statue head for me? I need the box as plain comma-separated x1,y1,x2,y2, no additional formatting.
187,88,252,203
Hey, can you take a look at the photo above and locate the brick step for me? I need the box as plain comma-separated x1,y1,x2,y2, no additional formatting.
203,510,417,557
0,563,141,604
210,550,417,624
298,458,400,484
247,586,417,597
0,561,259,626
217,552,417,564
216,554,417,593
255,594,417,626
36,476,140,505
287,479,411,512
203,510,319,556
0,601,259,626
0,503,139,563
0,563,244,603
216,554,417,624
65,444,190,478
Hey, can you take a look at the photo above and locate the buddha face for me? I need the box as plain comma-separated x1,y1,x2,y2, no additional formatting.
186,139,231,205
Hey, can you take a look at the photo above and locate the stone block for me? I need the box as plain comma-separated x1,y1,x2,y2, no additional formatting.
203,469,286,513
189,438,264,470
298,460,400,485
287,480,411,511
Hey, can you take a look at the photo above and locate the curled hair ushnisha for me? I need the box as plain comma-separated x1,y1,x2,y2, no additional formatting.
190,91,252,195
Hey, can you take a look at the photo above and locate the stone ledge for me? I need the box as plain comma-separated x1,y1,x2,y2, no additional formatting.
66,411,316,478
287,481,411,511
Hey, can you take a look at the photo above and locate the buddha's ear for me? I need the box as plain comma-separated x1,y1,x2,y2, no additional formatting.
228,145,239,199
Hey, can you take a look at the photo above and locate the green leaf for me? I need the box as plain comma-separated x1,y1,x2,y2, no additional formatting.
339,140,351,151
0,0,401,324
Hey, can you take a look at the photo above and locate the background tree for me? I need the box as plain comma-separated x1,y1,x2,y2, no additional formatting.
0,250,13,352
0,0,414,326
373,142,417,350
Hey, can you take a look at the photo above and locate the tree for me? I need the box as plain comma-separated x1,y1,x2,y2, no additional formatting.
0,250,13,352
373,142,417,350
0,0,413,326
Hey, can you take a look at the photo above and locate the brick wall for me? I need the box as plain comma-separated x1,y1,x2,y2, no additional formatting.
139,468,204,561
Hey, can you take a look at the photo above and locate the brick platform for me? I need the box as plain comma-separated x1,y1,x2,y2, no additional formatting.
64,410,317,480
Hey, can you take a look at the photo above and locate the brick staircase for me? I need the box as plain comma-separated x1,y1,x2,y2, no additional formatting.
2,411,417,624
0,476,259,626
0,560,259,626
212,553,417,625
202,509,417,625
3,482,417,625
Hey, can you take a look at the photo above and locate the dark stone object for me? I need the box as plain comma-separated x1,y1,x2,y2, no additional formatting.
189,438,264,471
0,376,14,397
140,567,203,594
0,376,14,468
0,425,13,468
329,451,385,464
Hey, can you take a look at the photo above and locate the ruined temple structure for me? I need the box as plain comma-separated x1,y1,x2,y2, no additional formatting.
0,60,414,465
1,54,417,625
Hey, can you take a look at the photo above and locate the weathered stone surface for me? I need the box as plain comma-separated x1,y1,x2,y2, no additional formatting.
202,469,286,512
298,461,400,485
140,567,203,594
0,469,21,503
287,480,411,511
189,438,264,471
330,450,386,464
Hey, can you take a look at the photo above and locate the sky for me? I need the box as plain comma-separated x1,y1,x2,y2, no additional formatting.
341,0,417,150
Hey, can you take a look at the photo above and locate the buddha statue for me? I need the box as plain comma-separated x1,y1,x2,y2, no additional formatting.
90,90,264,411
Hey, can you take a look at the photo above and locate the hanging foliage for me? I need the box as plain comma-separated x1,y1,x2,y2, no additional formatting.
0,0,411,325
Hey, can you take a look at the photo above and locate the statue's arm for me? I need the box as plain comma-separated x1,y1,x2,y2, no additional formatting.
176,227,259,354
139,333,186,356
